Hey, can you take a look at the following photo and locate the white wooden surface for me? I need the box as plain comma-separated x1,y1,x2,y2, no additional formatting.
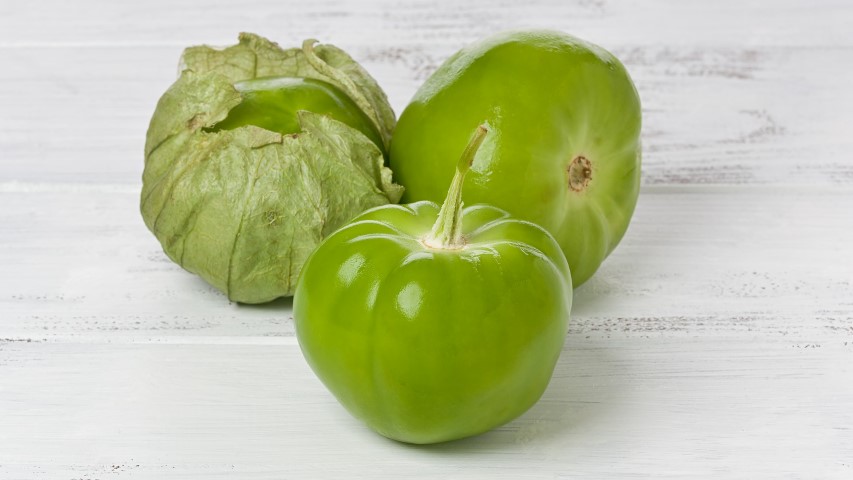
1,1,852,478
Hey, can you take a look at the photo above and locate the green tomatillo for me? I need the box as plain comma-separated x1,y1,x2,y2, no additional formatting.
390,29,642,286
210,76,387,156
294,125,572,444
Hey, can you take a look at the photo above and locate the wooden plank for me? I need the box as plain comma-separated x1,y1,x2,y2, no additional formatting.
1,186,851,343
1,0,851,48
1,1,851,477
1,43,852,185
0,339,850,478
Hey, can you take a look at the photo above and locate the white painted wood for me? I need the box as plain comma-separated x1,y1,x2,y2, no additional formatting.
1,186,852,343
2,44,852,185
2,186,851,476
1,0,853,478
1,0,851,48
0,340,851,479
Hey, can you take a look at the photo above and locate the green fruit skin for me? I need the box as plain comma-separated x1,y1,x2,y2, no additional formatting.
213,76,386,155
390,30,642,286
294,202,572,444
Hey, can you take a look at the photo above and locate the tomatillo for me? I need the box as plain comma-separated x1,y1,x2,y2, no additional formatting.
141,34,401,303
294,126,572,444
210,76,387,156
390,29,642,286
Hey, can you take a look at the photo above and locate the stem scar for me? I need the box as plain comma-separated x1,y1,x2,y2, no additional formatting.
568,155,592,192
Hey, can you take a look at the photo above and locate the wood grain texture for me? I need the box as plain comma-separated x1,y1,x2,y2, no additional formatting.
1,0,851,48
0,340,851,479
1,0,853,478
2,45,852,185
1,187,851,343
1,2,852,185
1,187,850,476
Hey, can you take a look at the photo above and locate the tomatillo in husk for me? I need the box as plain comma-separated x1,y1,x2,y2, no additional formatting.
390,29,642,286
142,33,401,304
295,126,572,444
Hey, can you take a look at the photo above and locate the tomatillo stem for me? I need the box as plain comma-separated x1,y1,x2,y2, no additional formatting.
427,124,489,249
